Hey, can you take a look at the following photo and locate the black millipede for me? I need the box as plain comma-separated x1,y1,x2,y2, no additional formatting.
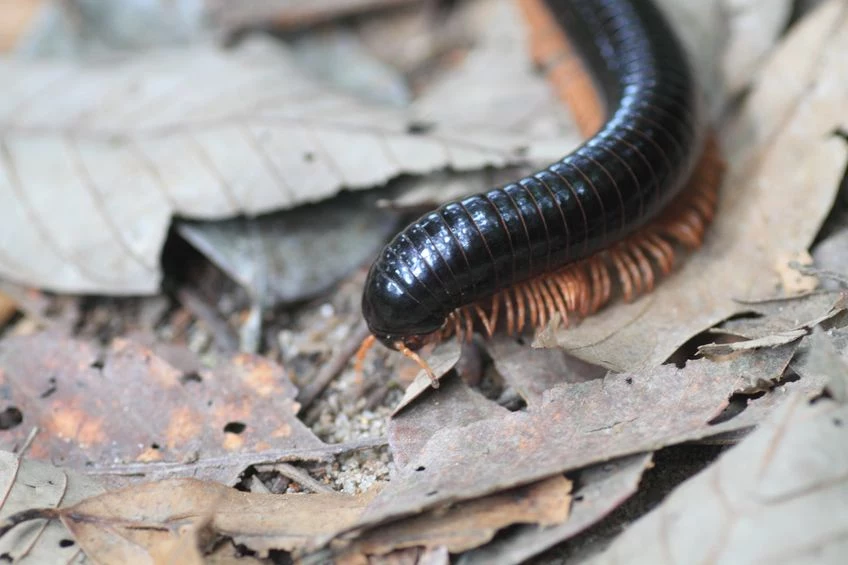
357,0,724,381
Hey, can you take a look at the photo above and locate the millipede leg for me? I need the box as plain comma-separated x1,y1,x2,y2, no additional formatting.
394,341,440,388
515,286,527,334
474,303,494,338
354,334,376,379
504,289,516,336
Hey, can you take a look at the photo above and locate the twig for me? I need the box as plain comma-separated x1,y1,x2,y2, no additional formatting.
176,288,239,352
257,462,336,494
297,322,371,409
84,436,386,478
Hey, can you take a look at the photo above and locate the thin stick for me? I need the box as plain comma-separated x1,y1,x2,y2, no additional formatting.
299,322,371,409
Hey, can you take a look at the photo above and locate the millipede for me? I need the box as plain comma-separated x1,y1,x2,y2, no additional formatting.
357,0,725,383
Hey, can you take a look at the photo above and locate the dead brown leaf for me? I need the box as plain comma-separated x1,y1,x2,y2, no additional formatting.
720,0,793,96
343,344,796,536
336,475,571,559
0,32,573,296
698,291,847,355
0,332,329,483
31,478,376,562
813,226,848,289
389,370,505,469
458,453,653,565
589,393,848,564
485,336,605,406
391,341,462,416
0,450,104,563
543,0,848,372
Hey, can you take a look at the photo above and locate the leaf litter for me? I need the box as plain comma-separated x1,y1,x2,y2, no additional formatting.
0,450,104,564
588,368,848,564
0,0,848,563
0,331,390,486
0,5,578,295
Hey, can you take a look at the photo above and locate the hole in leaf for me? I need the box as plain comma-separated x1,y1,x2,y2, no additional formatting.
415,466,426,472
224,422,246,434
406,121,434,135
0,407,23,430
180,371,202,384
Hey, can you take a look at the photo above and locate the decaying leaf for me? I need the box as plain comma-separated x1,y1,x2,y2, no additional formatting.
458,453,653,565
336,475,571,559
485,336,605,406
0,332,327,482
388,374,506,469
544,0,848,372
698,291,847,355
0,450,104,563
813,227,848,289
344,344,796,536
391,341,462,415
589,392,848,564
720,0,793,96
0,32,574,295
177,190,400,307
793,328,848,402
0,477,377,562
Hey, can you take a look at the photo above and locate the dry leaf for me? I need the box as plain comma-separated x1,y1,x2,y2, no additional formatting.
775,250,818,295
391,341,462,416
32,478,376,562
698,292,847,355
0,34,573,295
485,336,605,406
545,0,848,372
793,328,848,402
720,0,793,95
813,227,848,289
0,450,104,563
345,344,796,536
0,332,327,483
458,453,653,565
177,191,400,307
338,475,571,558
589,393,848,564
389,374,506,469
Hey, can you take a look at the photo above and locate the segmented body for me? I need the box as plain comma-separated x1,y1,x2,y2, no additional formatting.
362,0,711,351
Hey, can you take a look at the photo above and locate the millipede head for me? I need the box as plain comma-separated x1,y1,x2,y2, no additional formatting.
361,261,446,351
